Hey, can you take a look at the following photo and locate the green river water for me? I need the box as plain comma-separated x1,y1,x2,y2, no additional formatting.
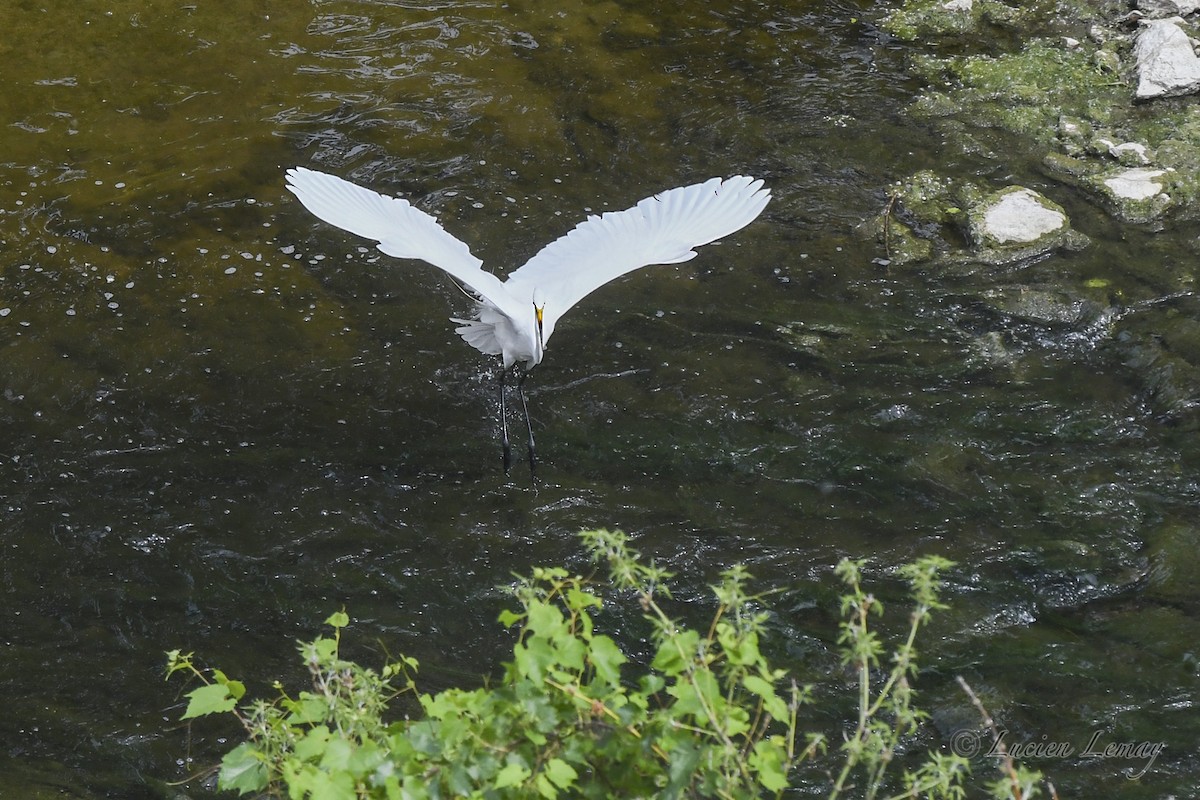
1,1,1198,797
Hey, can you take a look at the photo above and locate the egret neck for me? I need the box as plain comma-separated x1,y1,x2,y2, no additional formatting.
532,296,546,367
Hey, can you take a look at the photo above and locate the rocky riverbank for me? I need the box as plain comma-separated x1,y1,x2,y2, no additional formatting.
872,0,1200,428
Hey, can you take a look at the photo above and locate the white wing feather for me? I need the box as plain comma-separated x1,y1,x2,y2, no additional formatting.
284,167,522,319
504,176,770,342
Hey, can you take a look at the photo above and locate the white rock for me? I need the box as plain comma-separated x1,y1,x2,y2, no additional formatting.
1108,142,1152,164
1135,18,1200,99
942,0,973,10
1103,167,1169,199
982,189,1066,244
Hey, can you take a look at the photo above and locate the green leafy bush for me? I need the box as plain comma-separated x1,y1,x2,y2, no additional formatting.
167,529,1042,798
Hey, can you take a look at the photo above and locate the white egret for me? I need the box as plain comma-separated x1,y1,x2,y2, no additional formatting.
284,167,770,474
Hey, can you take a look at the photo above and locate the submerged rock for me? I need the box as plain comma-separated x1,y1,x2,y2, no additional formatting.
865,170,961,266
884,0,1030,39
979,284,1107,326
970,330,1018,368
1146,519,1200,604
872,216,935,265
1123,332,1200,428
1135,18,1200,99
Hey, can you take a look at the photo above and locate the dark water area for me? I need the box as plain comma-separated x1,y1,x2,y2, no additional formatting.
1,1,1197,797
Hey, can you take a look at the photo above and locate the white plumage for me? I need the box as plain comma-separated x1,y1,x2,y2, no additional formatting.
284,167,770,370
284,166,770,473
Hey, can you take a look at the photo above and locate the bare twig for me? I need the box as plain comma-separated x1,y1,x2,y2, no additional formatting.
955,676,1023,800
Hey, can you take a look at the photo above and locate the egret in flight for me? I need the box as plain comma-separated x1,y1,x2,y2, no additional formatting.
285,167,770,474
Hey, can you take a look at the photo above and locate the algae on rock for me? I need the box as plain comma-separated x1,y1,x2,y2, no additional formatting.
883,0,1027,41
907,41,1126,150
871,174,1087,268
884,0,1200,225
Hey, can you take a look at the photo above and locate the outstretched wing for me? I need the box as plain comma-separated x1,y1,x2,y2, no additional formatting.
504,176,770,342
284,167,522,319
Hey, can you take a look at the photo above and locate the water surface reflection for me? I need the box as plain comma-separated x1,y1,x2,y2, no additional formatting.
1,1,1197,797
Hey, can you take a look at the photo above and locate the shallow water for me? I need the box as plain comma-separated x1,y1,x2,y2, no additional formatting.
1,1,1198,797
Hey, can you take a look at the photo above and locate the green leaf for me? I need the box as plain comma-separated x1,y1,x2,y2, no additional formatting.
512,637,556,682
639,673,666,695
526,600,566,638
556,631,587,673
588,635,626,684
498,608,524,628
651,629,699,676
210,670,246,700
494,761,530,789
312,636,339,661
217,742,268,795
319,737,353,771
544,758,578,790
535,772,556,799
181,683,238,719
163,649,191,679
663,742,702,800
566,586,602,612
325,610,350,628
749,738,789,792
293,725,332,762
668,668,720,722
288,765,357,800
531,566,568,581
286,694,331,725
743,674,790,721
718,625,761,667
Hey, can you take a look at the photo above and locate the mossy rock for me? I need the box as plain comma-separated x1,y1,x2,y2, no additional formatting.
907,41,1127,150
964,186,1090,265
884,0,986,40
1045,154,1181,223
872,177,1089,268
866,171,972,266
1085,167,1174,223
888,0,1200,229
870,215,936,265
895,169,961,224
883,0,1033,41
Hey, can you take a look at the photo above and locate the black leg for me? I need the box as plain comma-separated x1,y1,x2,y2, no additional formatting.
516,369,537,478
499,369,513,474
